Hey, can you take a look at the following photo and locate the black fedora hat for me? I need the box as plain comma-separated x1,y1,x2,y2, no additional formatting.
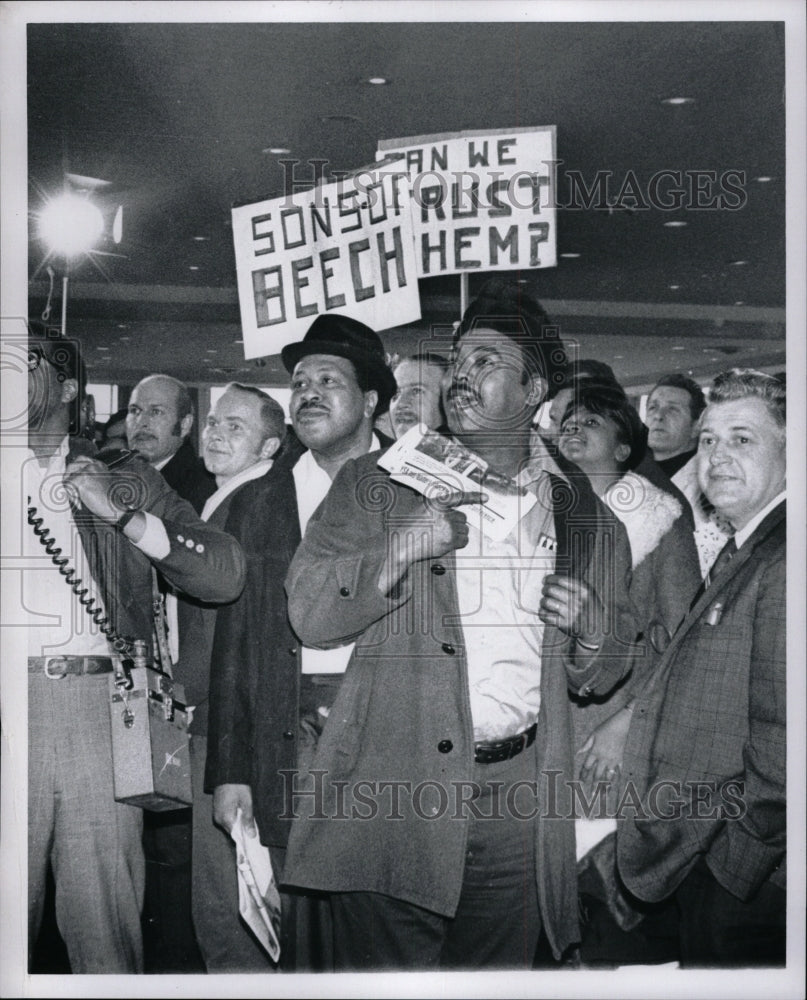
281,314,397,412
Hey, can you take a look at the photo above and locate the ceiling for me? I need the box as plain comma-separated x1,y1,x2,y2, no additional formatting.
25,16,788,389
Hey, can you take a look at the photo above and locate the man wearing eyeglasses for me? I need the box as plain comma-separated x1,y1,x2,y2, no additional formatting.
24,330,245,974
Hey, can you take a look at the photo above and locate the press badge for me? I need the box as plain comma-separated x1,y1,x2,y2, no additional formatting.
703,602,724,627
537,532,557,552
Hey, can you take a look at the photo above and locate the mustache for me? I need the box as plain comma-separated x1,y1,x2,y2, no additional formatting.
295,400,329,413
446,379,481,404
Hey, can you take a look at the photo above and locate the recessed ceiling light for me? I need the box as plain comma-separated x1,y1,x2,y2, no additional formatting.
734,301,745,306
728,260,749,266
671,346,685,351
753,176,773,183
119,336,131,342
661,97,695,105
193,235,210,242
262,147,292,155
319,114,361,125
206,349,218,354
189,266,200,271
560,252,581,259
663,220,688,228
117,323,128,330
613,355,624,360
233,339,244,344
668,284,681,290
365,76,390,86
97,346,110,351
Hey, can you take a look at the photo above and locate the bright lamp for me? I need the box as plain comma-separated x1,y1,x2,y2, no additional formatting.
38,193,105,257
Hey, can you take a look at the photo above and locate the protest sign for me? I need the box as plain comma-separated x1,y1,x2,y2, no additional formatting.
377,127,557,279
232,171,421,359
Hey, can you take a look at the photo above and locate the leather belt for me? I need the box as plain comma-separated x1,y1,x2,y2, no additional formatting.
474,722,537,765
28,656,114,679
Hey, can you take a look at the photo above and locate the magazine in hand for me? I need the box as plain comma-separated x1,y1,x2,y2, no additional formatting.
230,809,281,963
378,425,537,542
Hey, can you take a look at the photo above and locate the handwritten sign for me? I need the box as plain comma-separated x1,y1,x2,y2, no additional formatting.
232,172,421,359
377,127,557,279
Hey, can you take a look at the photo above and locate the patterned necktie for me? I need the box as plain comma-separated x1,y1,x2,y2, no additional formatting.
691,536,737,609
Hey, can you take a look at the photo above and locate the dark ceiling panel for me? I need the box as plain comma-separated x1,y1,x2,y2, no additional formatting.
26,18,787,385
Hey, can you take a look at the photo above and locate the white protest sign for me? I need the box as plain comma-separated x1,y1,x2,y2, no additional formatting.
377,127,557,279
231,171,421,359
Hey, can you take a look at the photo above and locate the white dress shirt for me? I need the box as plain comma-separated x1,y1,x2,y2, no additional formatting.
454,453,558,742
734,491,786,550
294,435,381,675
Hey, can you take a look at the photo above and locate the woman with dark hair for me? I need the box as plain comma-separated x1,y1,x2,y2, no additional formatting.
557,381,701,961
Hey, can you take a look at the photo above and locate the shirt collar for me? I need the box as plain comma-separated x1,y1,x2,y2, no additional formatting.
153,451,177,472
201,458,273,521
520,435,562,488
295,433,382,480
733,491,786,549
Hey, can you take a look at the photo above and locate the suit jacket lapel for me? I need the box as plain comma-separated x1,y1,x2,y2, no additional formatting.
661,500,786,662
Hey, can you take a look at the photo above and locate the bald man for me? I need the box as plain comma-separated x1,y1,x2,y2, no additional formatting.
127,374,215,514
126,373,215,971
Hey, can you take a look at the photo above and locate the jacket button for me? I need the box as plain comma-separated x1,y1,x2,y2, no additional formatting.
339,587,350,597
442,643,455,655
438,740,453,753
288,647,298,656
282,730,295,740
431,563,446,575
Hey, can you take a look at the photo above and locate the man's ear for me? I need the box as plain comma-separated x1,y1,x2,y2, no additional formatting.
363,390,379,420
61,379,78,405
180,412,194,439
260,436,282,460
526,374,548,408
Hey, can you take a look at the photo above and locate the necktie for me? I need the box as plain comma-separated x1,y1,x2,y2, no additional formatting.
705,536,737,588
690,536,737,610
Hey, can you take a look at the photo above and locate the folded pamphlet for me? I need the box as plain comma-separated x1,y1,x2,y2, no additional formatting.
230,809,281,963
378,425,537,541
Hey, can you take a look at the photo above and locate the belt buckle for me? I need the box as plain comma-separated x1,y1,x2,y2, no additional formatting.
44,656,70,679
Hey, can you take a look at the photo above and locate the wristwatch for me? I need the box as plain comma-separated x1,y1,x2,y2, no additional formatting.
116,508,139,530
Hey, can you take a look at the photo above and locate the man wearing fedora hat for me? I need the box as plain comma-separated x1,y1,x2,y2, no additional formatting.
204,313,395,969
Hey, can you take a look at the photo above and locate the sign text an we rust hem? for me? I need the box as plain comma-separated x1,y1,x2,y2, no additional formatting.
232,171,421,360
377,126,557,279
